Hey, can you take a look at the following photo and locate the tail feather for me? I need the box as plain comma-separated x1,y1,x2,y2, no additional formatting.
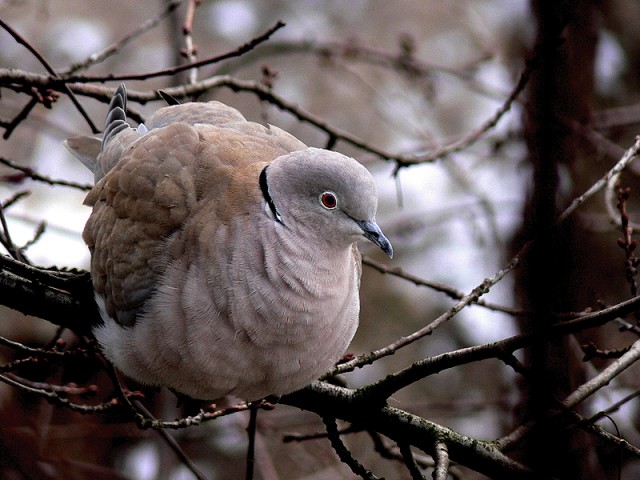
63,136,102,171
102,84,130,150
65,84,145,181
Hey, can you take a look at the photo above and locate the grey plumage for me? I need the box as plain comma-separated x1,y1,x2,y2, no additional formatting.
66,84,392,401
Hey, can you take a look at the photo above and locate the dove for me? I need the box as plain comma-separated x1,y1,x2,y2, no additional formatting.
65,84,392,401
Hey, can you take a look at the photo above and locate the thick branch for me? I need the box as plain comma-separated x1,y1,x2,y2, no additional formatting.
282,382,534,480
0,255,97,335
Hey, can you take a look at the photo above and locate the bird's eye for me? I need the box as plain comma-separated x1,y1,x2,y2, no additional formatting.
319,191,338,210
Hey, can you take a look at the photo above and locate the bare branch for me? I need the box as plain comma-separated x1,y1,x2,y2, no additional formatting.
1,95,38,139
133,399,211,480
181,0,201,86
362,255,524,316
565,338,640,410
0,156,92,190
432,440,450,480
61,0,183,75
336,136,640,375
213,39,501,99
393,56,535,169
333,251,522,375
0,204,26,262
567,134,640,225
61,21,286,84
283,382,535,479
0,255,97,336
322,415,381,480
350,295,640,403
398,441,427,480
0,372,116,414
0,19,98,132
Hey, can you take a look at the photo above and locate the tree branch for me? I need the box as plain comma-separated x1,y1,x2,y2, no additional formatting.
283,382,534,480
0,255,97,336
351,295,640,403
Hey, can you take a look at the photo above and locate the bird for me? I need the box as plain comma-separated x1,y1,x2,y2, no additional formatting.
65,84,392,402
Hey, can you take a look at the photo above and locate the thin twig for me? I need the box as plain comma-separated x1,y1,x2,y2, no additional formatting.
615,316,640,335
497,397,640,459
393,55,536,170
575,410,640,457
283,431,330,442
0,69,423,162
182,0,201,86
20,220,46,251
283,424,360,443
2,95,37,139
0,334,87,357
213,39,504,102
0,356,44,372
1,373,97,396
245,404,258,480
61,0,183,75
362,255,524,316
0,70,507,165
585,387,640,425
0,156,92,190
62,21,286,84
0,18,98,132
0,372,117,414
615,187,640,302
497,338,640,453
1,191,30,209
332,251,522,376
565,338,640,410
138,402,255,429
569,134,640,225
133,399,211,480
368,432,463,478
350,295,640,403
0,203,26,262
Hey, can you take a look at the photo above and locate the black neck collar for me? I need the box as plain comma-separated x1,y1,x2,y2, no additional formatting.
259,165,283,224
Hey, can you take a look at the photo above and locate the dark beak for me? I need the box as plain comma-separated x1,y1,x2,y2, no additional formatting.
355,220,393,258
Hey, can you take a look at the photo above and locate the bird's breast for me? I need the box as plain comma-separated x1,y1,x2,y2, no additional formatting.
129,217,361,399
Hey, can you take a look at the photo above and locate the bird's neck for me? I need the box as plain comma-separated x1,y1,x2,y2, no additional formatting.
267,220,355,296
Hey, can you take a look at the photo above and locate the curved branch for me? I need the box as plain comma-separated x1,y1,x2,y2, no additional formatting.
61,0,183,75
332,252,522,376
351,295,640,403
362,255,524,316
323,415,380,480
61,21,286,83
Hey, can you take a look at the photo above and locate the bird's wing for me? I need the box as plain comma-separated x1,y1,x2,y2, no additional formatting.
81,92,306,326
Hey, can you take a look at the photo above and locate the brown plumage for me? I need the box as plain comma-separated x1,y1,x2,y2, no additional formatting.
66,85,392,400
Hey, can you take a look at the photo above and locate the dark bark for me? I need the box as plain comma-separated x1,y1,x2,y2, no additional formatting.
0,255,97,336
515,1,601,478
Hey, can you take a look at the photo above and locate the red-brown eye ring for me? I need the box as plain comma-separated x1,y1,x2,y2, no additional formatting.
319,191,338,210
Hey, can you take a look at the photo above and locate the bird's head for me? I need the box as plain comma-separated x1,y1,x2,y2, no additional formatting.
262,147,393,258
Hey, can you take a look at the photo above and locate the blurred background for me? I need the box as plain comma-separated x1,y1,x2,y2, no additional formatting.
2,0,640,479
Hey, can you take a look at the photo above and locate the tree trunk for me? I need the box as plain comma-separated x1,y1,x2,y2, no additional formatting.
514,1,601,478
